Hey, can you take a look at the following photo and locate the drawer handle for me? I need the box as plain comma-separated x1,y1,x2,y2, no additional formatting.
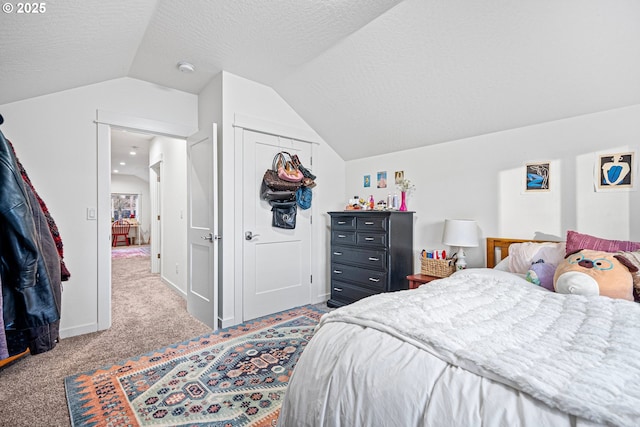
364,221,374,225
337,221,347,225
364,237,374,241
337,234,347,238
333,252,343,256
333,287,343,292
368,257,380,261
333,270,342,274
369,278,380,283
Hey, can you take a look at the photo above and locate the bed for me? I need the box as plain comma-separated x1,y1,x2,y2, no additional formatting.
277,238,640,427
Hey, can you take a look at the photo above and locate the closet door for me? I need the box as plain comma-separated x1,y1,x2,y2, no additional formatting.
242,130,312,320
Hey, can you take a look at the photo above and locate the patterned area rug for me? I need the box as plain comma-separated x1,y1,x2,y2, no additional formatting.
112,245,151,259
65,305,327,426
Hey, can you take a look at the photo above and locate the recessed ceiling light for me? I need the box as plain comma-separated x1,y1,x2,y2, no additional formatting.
177,61,195,73
119,162,126,166
113,169,119,173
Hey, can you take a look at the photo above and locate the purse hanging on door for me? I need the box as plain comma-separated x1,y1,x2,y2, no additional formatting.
270,200,297,229
275,152,304,183
260,179,297,202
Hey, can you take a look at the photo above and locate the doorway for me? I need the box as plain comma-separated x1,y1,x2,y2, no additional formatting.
96,110,197,331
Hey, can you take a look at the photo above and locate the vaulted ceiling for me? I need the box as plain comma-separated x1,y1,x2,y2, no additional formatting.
2,0,639,160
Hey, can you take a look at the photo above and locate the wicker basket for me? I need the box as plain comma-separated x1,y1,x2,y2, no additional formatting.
421,257,456,278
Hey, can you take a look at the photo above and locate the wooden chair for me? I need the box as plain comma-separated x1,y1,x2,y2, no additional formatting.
112,220,131,247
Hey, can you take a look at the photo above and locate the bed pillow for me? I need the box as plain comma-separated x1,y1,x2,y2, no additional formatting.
615,250,640,301
565,230,640,254
493,256,511,271
508,242,566,275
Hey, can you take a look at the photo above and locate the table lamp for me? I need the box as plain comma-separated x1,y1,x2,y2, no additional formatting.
442,219,479,270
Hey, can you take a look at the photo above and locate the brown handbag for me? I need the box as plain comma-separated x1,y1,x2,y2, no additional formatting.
263,169,301,191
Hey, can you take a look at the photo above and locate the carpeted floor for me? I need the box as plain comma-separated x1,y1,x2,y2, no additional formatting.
0,254,332,427
65,305,326,426
0,255,212,427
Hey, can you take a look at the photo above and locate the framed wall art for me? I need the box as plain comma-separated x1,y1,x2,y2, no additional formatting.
525,162,550,192
596,151,635,191
377,171,387,188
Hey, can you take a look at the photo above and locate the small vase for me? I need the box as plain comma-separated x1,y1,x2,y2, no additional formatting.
399,191,407,211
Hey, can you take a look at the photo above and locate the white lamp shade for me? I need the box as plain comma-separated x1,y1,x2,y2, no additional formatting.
442,219,479,248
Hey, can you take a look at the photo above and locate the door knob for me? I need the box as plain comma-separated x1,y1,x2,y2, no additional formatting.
201,233,221,242
245,231,260,241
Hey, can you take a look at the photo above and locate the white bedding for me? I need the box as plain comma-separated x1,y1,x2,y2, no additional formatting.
278,269,640,427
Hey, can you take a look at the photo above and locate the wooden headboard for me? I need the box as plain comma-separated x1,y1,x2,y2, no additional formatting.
486,237,559,268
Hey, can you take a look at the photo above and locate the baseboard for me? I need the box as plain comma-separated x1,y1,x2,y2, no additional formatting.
60,322,98,339
161,276,187,298
218,316,236,329
312,293,330,304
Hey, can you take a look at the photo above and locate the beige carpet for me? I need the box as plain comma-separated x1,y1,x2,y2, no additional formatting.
0,255,211,427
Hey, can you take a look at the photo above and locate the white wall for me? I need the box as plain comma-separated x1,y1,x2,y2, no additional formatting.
211,71,345,327
111,174,151,242
149,136,188,295
346,104,640,271
0,77,197,337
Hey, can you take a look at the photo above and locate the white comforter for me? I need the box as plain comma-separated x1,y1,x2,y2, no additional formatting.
278,269,640,427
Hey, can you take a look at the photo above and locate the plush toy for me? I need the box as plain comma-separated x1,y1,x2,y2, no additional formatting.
525,259,557,291
553,249,638,301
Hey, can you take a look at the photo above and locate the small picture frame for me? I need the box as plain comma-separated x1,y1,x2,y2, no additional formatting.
377,171,387,188
364,175,371,188
525,162,550,192
394,170,404,184
597,152,634,190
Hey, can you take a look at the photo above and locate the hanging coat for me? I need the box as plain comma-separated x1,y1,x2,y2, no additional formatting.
0,129,60,335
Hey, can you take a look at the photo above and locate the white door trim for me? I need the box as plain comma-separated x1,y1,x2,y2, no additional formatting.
96,110,197,331
233,113,322,146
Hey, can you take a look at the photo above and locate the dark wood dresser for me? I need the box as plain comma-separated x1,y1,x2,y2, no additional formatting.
327,211,414,307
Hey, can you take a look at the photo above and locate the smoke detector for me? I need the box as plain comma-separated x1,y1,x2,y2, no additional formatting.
177,61,195,73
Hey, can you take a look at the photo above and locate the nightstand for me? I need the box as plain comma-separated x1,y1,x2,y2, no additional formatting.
406,273,440,289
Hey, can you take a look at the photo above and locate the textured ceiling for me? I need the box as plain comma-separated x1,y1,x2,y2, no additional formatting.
1,0,640,161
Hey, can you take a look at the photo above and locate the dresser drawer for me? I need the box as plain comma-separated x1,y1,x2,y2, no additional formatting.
331,263,386,291
331,216,356,230
331,246,387,270
356,232,386,247
332,230,356,245
331,280,379,305
356,217,387,232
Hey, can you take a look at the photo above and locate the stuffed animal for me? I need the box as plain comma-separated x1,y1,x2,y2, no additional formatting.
553,249,638,301
526,259,557,291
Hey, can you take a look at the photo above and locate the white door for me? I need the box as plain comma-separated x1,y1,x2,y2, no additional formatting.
186,124,219,328
242,130,312,320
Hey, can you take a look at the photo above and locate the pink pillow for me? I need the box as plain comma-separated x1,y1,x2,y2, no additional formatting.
565,230,640,254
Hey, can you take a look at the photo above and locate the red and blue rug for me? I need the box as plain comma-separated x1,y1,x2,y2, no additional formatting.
65,305,327,426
